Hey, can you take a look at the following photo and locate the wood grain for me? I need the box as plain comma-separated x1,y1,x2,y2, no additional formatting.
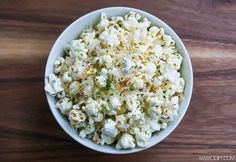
0,0,236,161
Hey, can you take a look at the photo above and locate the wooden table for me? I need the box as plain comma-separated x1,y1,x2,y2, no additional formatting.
1,0,236,161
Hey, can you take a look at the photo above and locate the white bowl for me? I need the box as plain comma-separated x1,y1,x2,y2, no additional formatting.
45,7,193,154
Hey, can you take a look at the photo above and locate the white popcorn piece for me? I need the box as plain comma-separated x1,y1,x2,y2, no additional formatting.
152,44,163,57
163,35,173,47
149,26,160,36
153,76,163,87
99,55,113,68
146,119,161,132
97,13,110,30
44,74,64,95
121,58,135,74
84,98,100,116
79,124,95,138
99,27,120,47
116,133,135,149
147,106,161,120
131,77,144,89
100,133,115,145
133,126,152,147
69,64,86,80
109,95,122,110
95,75,107,88
54,57,65,73
55,97,72,115
146,96,164,107
69,81,80,95
63,71,73,83
145,62,156,76
171,96,179,109
69,109,86,123
92,113,104,122
116,115,128,131
126,94,139,112
167,54,183,70
102,119,118,138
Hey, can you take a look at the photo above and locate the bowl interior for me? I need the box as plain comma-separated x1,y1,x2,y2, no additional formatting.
45,7,193,154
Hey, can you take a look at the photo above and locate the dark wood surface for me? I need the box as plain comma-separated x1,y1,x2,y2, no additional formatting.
1,0,236,161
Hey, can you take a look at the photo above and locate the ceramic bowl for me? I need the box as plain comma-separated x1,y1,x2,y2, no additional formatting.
45,7,193,154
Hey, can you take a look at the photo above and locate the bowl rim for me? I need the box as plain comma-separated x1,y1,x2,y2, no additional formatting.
44,6,193,154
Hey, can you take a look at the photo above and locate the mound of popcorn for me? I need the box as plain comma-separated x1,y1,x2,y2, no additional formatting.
45,12,185,149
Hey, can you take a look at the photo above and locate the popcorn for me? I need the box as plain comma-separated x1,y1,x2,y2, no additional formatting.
100,55,113,68
92,130,101,144
44,74,64,95
99,27,120,47
170,78,185,94
82,76,94,96
149,26,160,36
109,67,122,81
126,94,139,112
100,134,115,145
147,106,161,120
160,63,180,83
92,113,104,122
152,44,163,57
69,81,80,95
163,35,173,47
153,76,163,87
68,40,88,59
121,58,135,74
55,97,72,115
128,107,145,121
69,109,87,123
45,11,185,149
116,115,128,131
170,96,179,109
145,62,156,76
102,119,118,138
109,95,122,110
54,57,65,73
69,63,86,80
167,109,178,121
167,54,183,70
161,122,168,129
84,98,100,116
80,28,96,44
131,77,144,89
116,133,135,149
79,124,95,138
97,13,109,30
146,96,164,107
130,29,141,43
95,74,107,88
147,119,161,132
133,126,152,147
62,71,73,83
123,16,139,30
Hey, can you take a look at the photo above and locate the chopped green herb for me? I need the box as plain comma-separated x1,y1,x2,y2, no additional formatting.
99,104,107,113
117,21,122,27
95,71,101,76
105,114,109,119
156,65,160,70
95,89,102,96
163,89,167,94
105,79,111,90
